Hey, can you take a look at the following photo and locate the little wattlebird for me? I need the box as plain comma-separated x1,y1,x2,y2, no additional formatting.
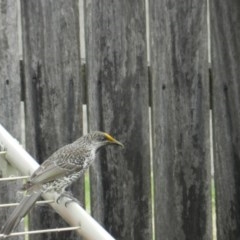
1,131,123,237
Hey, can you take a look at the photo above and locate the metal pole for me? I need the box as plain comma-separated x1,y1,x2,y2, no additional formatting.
0,124,115,240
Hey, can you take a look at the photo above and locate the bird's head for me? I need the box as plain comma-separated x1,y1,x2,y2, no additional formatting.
84,131,124,151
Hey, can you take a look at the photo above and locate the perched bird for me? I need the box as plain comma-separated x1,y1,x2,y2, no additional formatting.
1,131,123,236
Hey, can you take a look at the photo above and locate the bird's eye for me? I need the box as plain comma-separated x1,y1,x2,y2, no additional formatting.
100,135,106,141
95,133,106,142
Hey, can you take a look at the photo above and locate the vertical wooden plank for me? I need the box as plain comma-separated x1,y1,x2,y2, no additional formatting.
0,1,23,239
85,0,152,239
210,1,240,239
0,0,21,139
21,1,83,240
149,1,211,239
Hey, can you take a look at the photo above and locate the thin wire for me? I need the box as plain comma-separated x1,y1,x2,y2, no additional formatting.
0,176,29,181
0,200,54,208
0,151,7,155
0,226,81,238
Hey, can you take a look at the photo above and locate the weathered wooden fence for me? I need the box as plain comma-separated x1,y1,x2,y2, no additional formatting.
211,0,240,239
0,0,239,240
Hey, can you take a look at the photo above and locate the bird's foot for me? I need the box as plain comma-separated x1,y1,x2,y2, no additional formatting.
64,197,82,207
56,192,82,207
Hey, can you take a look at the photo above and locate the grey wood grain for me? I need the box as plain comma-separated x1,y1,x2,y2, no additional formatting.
21,1,83,239
149,0,211,239
85,0,152,239
210,1,240,239
0,1,23,239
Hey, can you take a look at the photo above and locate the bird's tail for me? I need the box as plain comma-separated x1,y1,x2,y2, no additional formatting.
1,191,42,236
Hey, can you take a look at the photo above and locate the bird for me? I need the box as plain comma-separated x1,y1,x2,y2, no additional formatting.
1,131,123,236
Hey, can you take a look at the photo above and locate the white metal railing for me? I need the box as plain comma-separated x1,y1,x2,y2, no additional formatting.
1,226,81,238
0,176,29,181
0,200,54,208
0,124,115,240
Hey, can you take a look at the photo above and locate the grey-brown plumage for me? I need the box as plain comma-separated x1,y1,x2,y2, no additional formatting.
1,131,123,236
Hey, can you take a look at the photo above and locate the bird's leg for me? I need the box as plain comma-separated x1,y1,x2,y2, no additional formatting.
56,191,82,207
64,195,82,207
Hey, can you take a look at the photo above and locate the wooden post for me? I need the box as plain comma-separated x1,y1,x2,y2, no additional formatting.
149,0,211,239
85,0,152,239
0,1,23,239
210,0,240,239
21,1,83,239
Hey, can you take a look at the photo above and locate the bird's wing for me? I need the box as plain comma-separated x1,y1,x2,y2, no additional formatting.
29,144,84,185
30,163,70,184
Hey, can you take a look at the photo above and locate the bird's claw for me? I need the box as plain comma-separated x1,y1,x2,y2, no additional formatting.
64,198,81,207
56,192,81,207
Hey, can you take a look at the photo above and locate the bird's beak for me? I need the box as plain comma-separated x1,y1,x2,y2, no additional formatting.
104,133,124,148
